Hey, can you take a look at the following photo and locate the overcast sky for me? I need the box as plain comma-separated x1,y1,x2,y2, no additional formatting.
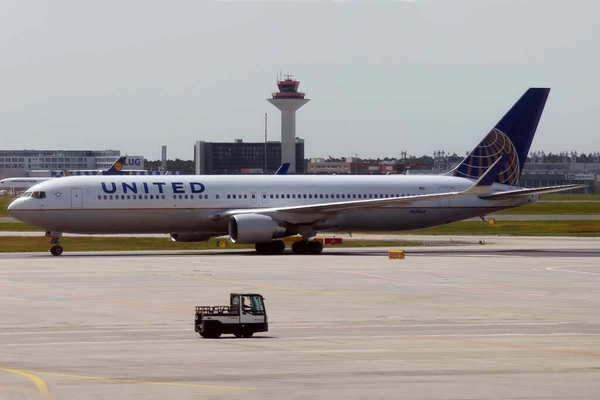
1,0,598,161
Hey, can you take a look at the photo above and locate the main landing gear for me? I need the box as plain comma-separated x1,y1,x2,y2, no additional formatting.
254,240,286,255
253,239,324,255
291,240,323,255
46,231,63,256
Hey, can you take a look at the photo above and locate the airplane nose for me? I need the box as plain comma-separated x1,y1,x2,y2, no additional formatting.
7,198,22,219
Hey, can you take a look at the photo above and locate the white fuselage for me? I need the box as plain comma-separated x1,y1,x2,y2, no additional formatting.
7,175,531,235
0,177,53,192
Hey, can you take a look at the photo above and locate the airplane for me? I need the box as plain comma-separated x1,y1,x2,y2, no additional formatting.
7,88,587,256
0,156,129,192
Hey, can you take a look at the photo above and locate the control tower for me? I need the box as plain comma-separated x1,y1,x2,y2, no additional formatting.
267,75,310,173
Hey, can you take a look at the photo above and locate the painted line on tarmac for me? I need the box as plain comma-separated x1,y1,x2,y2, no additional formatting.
547,266,600,276
305,266,600,304
24,369,261,392
0,328,191,336
1,320,596,336
0,367,50,400
0,338,196,347
1,333,599,347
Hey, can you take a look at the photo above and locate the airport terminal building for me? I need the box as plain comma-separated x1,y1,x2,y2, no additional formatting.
194,139,305,175
0,150,145,179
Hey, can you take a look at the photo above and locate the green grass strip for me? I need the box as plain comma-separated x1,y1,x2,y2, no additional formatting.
0,237,420,253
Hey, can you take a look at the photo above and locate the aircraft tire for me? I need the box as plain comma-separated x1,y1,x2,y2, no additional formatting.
255,243,271,255
50,245,63,256
291,241,308,255
307,241,323,255
271,240,285,254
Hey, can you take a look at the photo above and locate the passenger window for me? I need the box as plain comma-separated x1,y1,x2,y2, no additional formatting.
97,195,101,200
127,195,130,199
121,195,125,199
252,194,256,199
104,195,107,200
270,194,273,199
309,194,313,199
109,195,113,200
190,195,194,199
216,195,220,199
227,195,231,199
303,194,307,198
286,194,290,199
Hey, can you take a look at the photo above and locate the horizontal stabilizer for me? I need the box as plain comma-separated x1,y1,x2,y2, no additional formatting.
479,184,588,200
461,155,506,196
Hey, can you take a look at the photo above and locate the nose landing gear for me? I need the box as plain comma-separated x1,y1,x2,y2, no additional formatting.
46,231,63,256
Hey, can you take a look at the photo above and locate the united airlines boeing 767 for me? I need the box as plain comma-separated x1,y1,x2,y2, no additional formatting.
8,88,585,256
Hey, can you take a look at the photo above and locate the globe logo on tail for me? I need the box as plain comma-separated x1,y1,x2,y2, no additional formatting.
453,128,520,186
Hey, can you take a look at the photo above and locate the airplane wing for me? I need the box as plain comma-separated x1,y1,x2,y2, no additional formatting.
212,157,504,223
478,184,589,200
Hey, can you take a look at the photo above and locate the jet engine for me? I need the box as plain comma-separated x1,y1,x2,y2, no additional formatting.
228,214,286,244
169,233,213,242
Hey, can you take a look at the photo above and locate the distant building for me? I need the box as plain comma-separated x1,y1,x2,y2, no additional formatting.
0,150,145,179
194,139,305,175
307,158,409,175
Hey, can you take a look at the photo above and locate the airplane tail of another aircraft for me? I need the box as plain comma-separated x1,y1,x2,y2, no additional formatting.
102,156,127,175
450,88,550,186
274,163,290,175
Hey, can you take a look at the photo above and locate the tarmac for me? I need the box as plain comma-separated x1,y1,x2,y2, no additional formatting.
1,236,600,399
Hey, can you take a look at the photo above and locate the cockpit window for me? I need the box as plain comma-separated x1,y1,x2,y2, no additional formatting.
31,191,46,199
21,192,32,198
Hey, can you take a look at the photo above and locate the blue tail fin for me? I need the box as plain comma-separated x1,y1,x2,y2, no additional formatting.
274,163,290,175
451,88,550,185
102,157,127,175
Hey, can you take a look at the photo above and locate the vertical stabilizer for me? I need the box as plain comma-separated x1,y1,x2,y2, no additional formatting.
451,88,550,185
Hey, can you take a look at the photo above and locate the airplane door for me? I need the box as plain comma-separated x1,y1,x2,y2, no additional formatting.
261,192,268,204
438,187,449,207
71,188,83,209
